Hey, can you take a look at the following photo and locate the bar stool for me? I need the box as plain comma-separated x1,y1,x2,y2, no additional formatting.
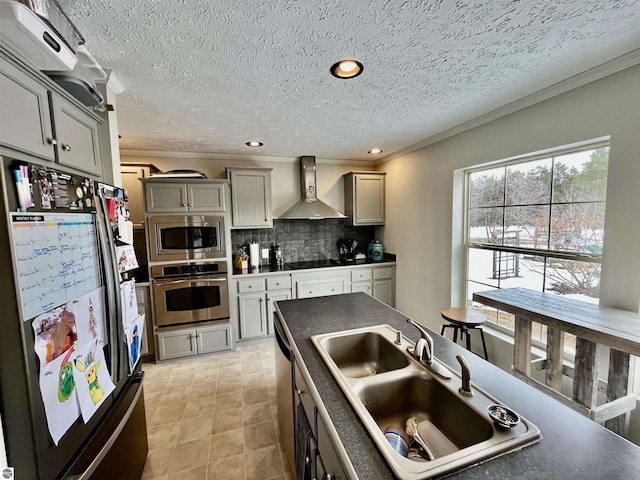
440,307,489,360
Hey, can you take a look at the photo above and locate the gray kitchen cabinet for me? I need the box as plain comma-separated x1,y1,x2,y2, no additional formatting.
134,284,154,358
227,166,273,228
294,270,351,299
144,179,226,213
121,164,159,228
372,266,394,306
49,94,102,176
350,268,373,296
0,54,55,160
156,323,232,360
0,51,103,176
343,172,386,225
236,274,291,340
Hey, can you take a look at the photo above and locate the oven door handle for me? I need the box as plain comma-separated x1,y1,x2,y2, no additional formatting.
153,276,227,286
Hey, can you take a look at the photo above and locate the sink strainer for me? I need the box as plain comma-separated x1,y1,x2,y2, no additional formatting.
487,404,521,429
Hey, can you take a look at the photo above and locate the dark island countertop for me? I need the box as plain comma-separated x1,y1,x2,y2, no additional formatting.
275,292,640,479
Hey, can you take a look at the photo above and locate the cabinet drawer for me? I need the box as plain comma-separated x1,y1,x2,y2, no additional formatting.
267,276,291,290
294,361,316,435
351,268,372,282
297,280,345,299
237,277,265,293
373,267,393,280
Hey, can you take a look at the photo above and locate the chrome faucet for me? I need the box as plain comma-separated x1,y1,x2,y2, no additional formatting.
407,318,433,364
456,354,473,397
406,318,451,380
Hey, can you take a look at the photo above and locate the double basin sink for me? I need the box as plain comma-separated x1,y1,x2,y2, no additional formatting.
311,324,540,479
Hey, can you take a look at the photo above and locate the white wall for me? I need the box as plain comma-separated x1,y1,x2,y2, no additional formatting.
378,63,640,442
379,63,640,327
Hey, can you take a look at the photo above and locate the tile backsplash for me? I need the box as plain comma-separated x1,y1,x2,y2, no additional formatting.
230,219,375,264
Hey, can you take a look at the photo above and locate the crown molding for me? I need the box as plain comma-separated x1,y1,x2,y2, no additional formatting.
119,148,376,167
379,48,640,165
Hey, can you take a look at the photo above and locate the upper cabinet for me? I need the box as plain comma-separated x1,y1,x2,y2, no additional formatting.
144,179,227,213
226,166,273,228
49,94,102,176
343,172,386,225
0,50,103,177
121,164,160,228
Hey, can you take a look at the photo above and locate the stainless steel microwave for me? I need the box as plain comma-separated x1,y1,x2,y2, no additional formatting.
148,215,225,262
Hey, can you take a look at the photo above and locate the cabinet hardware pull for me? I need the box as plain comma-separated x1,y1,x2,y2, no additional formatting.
296,388,303,396
188,203,193,207
61,144,71,151
181,203,186,207
47,138,57,145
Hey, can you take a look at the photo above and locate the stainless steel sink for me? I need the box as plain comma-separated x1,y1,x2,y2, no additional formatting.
319,330,410,377
312,324,541,480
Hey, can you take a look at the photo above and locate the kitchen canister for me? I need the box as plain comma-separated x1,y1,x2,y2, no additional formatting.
367,240,384,262
383,425,409,457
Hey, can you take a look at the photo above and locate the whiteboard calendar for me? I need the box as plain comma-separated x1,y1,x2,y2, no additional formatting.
10,213,102,322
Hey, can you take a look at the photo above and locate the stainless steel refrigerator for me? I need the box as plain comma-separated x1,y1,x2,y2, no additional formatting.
0,156,148,480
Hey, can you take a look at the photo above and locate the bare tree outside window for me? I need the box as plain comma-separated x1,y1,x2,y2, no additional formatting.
466,144,608,345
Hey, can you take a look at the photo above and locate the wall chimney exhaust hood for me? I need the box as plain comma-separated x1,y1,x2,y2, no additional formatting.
280,156,347,220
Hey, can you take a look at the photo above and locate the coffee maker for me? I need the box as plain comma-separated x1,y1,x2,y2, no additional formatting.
337,239,356,263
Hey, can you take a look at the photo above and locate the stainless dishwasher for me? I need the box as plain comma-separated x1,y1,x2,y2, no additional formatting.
274,312,294,471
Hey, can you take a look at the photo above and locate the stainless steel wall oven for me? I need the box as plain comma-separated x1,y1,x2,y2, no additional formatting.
151,261,230,327
148,215,225,262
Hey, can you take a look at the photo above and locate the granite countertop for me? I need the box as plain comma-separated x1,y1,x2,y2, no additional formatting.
275,292,640,479
232,258,396,277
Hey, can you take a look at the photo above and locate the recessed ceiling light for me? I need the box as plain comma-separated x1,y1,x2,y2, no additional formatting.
246,141,263,147
330,59,363,79
368,148,383,155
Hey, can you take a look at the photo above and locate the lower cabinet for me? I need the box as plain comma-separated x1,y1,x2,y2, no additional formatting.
156,324,233,360
236,275,292,341
293,270,351,299
232,265,394,343
373,266,395,306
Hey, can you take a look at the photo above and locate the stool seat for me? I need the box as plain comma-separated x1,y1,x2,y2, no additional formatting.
440,307,488,360
441,307,487,327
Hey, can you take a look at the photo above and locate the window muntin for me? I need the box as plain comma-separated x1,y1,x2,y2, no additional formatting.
465,144,608,340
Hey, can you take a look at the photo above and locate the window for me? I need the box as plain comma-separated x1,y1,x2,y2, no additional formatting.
465,143,608,348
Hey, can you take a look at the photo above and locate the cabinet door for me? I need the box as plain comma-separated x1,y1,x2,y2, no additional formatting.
266,291,292,336
228,168,272,228
373,279,394,306
238,293,268,339
354,174,385,224
157,329,197,360
0,56,54,160
51,94,102,176
196,324,233,354
351,282,372,296
121,166,152,227
146,183,188,213
187,183,226,212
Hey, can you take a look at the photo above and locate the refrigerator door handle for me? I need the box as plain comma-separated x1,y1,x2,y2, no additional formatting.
95,195,126,383
70,373,145,480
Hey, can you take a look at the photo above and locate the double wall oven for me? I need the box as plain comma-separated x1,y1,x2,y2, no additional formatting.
151,261,230,327
148,214,229,328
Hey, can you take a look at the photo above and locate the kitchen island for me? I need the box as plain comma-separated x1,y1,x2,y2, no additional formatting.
275,292,640,479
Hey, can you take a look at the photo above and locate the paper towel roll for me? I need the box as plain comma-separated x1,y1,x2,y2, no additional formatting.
249,243,260,268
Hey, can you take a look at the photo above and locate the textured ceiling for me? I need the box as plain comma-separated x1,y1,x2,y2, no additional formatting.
58,0,640,161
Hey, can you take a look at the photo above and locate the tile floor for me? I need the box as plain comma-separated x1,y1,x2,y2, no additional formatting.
140,341,293,480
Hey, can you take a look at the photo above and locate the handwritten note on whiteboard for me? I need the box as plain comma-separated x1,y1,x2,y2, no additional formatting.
10,213,102,322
